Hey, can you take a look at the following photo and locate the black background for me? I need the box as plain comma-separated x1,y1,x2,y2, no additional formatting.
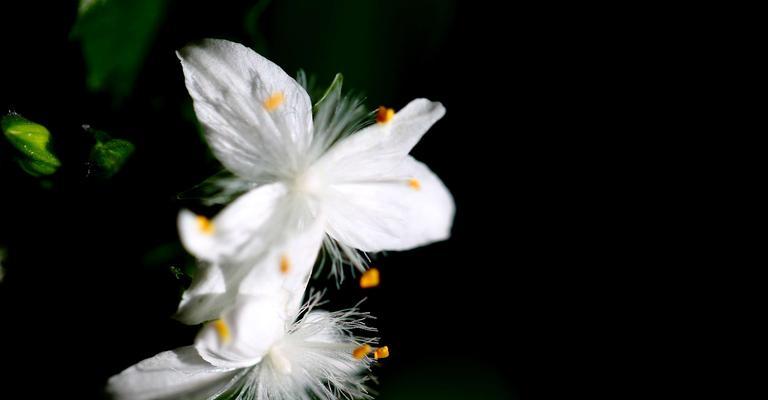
0,1,637,399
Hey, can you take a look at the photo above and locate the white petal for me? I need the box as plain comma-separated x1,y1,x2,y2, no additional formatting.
177,183,287,263
176,193,324,325
254,307,376,399
325,156,454,252
175,263,230,325
238,213,326,318
178,39,313,181
177,210,218,261
316,98,445,183
107,346,236,400
195,296,287,369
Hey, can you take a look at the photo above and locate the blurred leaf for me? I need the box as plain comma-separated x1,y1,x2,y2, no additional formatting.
268,0,455,102
85,126,134,178
244,0,273,54
78,0,105,15
71,0,168,101
1,113,61,176
18,158,60,177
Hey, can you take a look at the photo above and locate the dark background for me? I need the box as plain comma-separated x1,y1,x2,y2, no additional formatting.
0,1,620,399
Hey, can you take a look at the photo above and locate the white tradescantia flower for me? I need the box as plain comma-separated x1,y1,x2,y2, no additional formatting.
108,295,383,400
175,39,454,324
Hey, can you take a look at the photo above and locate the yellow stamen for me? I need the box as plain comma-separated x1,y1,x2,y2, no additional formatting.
407,178,421,191
279,254,291,274
376,106,395,124
196,215,215,235
212,319,231,343
359,268,380,288
263,92,284,111
352,344,372,360
374,346,390,360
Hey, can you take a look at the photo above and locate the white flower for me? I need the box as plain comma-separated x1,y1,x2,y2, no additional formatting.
108,295,381,400
175,39,454,324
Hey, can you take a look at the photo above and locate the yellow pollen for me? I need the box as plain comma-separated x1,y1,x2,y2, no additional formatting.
263,92,284,111
352,344,372,360
212,319,231,343
359,268,380,288
196,215,215,235
279,254,291,274
376,106,395,124
374,346,390,360
407,178,421,190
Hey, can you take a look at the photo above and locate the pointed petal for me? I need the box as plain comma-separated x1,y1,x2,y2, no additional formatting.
325,156,454,252
177,183,287,263
317,98,445,183
178,39,313,181
107,346,237,400
238,214,326,318
195,297,287,369
176,196,324,325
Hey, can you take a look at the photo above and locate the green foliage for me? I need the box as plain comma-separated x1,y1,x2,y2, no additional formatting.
71,0,168,101
1,113,61,176
86,127,135,178
78,0,106,15
244,0,273,54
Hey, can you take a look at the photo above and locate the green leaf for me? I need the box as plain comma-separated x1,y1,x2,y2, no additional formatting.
71,0,168,101
313,73,344,113
78,0,106,15
2,113,61,176
18,158,60,177
86,127,135,178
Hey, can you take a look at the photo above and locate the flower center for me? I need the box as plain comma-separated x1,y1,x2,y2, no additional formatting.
291,167,325,196
268,345,292,374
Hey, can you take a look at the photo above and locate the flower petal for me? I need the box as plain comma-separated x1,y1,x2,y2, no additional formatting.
178,182,287,263
178,39,313,181
175,262,229,326
176,193,324,325
316,98,445,183
107,346,237,400
325,156,454,252
195,296,287,369
238,213,326,318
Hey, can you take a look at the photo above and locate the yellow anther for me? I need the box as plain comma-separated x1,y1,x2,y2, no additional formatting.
376,106,395,124
196,215,215,235
359,268,380,288
352,344,372,360
263,92,284,111
212,319,231,343
374,346,390,360
407,178,421,191
279,254,291,274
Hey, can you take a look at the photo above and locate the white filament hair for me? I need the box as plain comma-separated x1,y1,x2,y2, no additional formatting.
205,293,379,400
